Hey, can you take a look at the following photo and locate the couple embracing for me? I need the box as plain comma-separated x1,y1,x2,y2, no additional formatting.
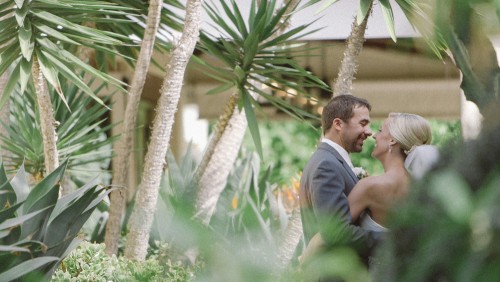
299,95,438,278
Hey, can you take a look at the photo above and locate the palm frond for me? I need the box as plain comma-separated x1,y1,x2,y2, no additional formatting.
197,0,328,115
0,76,116,186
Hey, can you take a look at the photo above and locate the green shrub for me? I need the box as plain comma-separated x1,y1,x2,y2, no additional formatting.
52,241,203,281
52,242,165,282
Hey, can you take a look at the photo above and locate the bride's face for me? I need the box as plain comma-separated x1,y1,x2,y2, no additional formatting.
371,119,392,159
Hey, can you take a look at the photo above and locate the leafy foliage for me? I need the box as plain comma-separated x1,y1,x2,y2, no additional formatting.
0,161,112,281
95,0,185,69
0,78,116,186
52,241,168,282
301,0,447,58
196,0,328,157
242,119,321,184
434,0,500,111
212,149,290,243
0,0,133,107
375,168,500,281
149,145,297,280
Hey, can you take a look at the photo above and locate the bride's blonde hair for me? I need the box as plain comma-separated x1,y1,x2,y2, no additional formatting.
387,113,432,155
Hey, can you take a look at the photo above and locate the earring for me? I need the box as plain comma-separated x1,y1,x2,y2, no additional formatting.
388,145,392,153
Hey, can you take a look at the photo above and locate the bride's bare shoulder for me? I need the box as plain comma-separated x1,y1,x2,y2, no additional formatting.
359,173,401,192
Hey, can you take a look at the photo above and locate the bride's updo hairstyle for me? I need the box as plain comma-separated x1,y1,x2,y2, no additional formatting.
386,112,432,155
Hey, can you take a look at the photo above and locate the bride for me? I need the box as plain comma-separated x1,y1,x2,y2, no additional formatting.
301,112,439,261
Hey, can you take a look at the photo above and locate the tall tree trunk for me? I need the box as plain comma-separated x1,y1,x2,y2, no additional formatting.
193,93,238,183
124,0,203,261
194,0,300,225
332,3,372,97
105,0,164,256
275,208,302,270
194,101,247,224
32,58,59,177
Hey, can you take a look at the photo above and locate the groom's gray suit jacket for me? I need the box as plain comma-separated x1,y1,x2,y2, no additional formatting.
299,142,379,259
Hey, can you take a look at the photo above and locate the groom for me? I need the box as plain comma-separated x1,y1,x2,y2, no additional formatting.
299,95,381,266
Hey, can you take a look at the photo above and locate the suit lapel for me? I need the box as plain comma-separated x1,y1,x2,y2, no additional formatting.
318,142,358,183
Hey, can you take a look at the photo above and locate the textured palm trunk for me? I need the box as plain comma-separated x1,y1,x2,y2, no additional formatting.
124,0,203,261
194,102,247,224
193,92,238,183
32,58,59,177
104,0,164,256
332,3,372,97
194,0,300,225
275,208,302,269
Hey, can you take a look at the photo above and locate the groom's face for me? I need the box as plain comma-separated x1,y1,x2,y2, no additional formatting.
341,106,372,153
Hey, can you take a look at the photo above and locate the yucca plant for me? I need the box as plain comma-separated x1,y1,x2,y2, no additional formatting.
196,0,328,157
0,78,116,188
0,0,133,103
0,160,113,281
192,0,328,227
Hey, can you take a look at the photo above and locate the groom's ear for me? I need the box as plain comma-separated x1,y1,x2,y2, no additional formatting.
333,118,343,130
389,139,398,146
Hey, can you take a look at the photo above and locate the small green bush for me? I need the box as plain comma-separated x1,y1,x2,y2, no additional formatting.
52,242,165,282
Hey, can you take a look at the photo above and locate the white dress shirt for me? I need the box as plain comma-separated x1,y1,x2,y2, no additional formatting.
321,138,355,172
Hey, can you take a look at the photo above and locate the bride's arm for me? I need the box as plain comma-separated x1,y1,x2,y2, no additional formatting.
348,179,372,221
300,232,325,264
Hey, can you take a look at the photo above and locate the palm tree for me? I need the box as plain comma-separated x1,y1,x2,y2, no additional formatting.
193,0,324,225
104,0,170,256
0,0,132,181
304,0,446,97
124,0,205,261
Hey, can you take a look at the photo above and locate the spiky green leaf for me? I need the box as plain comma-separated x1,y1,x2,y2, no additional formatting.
0,208,49,231
35,51,63,96
206,82,235,95
318,0,341,13
22,160,68,215
14,1,29,26
0,256,59,281
19,58,32,94
0,61,20,120
357,0,373,25
10,164,30,204
242,91,262,158
379,0,397,42
18,21,34,60
33,24,81,46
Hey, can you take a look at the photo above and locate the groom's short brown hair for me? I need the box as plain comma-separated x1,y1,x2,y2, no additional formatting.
321,94,371,135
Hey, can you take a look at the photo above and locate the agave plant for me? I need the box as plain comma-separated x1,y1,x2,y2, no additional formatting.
151,145,198,245
211,149,289,245
0,160,113,281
